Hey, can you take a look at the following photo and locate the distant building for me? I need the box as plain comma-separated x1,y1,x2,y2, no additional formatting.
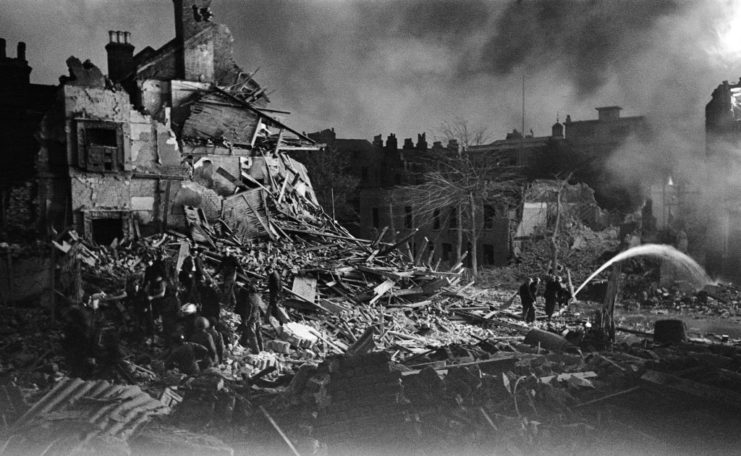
704,78,741,279
310,106,650,269
0,39,56,188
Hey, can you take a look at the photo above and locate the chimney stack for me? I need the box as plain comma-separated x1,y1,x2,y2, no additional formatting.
105,30,135,83
0,38,31,84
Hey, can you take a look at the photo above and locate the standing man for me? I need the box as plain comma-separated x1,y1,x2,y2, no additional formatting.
544,271,564,323
217,249,242,311
179,245,204,303
518,277,539,324
266,264,288,326
236,283,264,353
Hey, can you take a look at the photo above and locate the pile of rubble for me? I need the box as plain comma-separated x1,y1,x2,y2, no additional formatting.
3,144,741,455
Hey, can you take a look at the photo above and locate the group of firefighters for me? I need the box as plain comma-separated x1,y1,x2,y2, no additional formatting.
62,244,289,378
518,268,573,325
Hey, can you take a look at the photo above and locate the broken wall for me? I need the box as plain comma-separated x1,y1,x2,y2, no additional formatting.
129,109,182,174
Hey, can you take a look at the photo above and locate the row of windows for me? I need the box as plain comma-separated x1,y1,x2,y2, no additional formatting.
371,205,501,230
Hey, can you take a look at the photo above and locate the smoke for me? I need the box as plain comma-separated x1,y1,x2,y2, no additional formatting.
479,0,682,97
4,0,741,200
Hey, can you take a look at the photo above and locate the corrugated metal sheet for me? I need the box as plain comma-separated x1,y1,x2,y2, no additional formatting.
2,377,170,455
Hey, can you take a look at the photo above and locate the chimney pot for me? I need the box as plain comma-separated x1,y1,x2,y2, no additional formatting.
108,31,115,43
16,41,25,60
116,31,122,43
124,31,131,44
0,38,6,58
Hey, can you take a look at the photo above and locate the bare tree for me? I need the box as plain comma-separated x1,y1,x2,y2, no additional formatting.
438,117,492,153
399,145,523,276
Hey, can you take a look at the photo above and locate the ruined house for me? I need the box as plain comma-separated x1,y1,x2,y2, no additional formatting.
34,0,319,244
705,78,741,280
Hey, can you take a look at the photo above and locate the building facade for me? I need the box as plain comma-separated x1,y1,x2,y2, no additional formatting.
25,0,317,243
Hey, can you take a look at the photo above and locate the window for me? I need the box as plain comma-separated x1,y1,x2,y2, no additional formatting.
372,207,380,228
433,209,441,230
76,120,124,172
484,205,495,229
83,210,132,245
450,207,458,229
404,206,413,229
483,244,495,265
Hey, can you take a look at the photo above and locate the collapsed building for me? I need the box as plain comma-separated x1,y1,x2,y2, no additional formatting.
308,107,653,270
705,78,741,281
33,0,319,245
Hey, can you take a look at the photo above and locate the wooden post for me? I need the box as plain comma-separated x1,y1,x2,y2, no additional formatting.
469,192,478,277
413,237,429,266
162,180,171,232
456,203,463,263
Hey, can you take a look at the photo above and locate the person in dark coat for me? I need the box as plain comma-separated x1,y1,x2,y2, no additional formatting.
544,272,564,322
266,265,288,326
199,279,221,323
236,284,264,353
518,277,539,324
217,251,242,310
190,316,218,369
206,317,225,364
159,281,181,342
164,333,209,376
179,246,204,303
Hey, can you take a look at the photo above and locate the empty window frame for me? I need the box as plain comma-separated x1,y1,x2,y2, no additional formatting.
76,119,124,172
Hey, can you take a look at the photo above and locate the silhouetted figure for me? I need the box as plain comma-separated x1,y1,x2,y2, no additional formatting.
544,273,564,322
165,333,209,376
179,246,204,303
217,251,242,310
190,316,218,369
519,277,539,324
199,280,221,323
266,265,288,325
236,284,264,353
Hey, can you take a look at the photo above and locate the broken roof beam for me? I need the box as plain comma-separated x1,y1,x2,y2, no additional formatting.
212,86,316,144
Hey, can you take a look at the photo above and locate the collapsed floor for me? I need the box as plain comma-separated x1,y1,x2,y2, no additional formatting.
3,188,741,455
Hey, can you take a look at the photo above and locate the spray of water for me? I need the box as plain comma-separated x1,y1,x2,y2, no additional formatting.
573,243,712,299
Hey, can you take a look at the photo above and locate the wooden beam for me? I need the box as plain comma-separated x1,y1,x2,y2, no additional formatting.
241,194,275,241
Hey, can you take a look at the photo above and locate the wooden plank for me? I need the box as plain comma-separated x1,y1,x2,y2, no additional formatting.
175,240,190,273
387,300,431,309
413,237,429,266
369,279,395,305
242,194,275,241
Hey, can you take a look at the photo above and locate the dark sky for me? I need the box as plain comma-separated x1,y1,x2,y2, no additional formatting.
3,0,741,154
